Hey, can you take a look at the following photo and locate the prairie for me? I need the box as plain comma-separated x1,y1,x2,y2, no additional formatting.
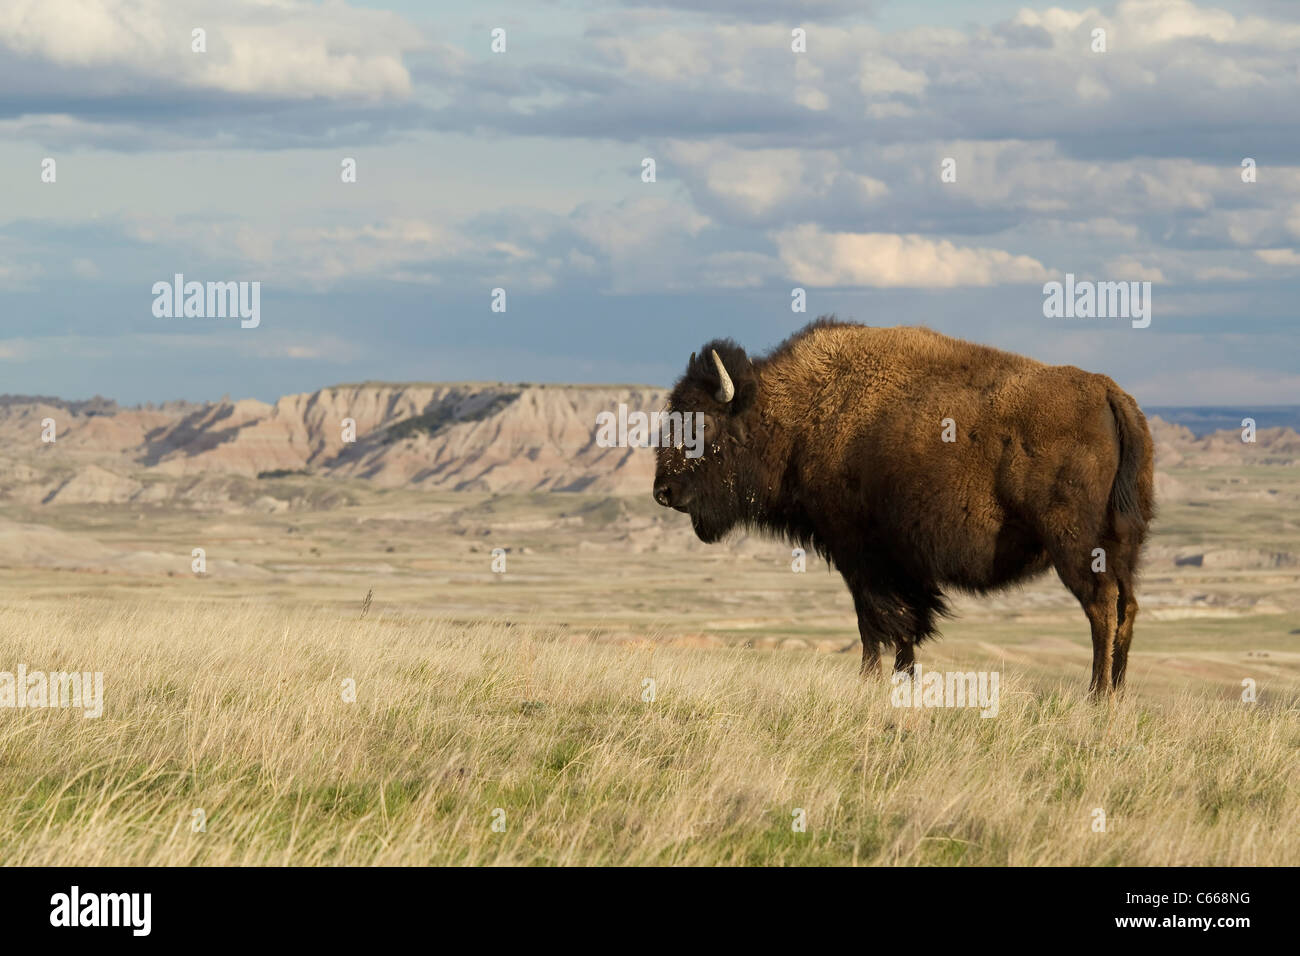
0,598,1293,865
0,406,1296,865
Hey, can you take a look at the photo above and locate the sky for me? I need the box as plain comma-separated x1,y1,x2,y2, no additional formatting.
1,0,1298,405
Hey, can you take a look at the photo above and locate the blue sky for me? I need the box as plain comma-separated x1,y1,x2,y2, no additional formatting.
1,0,1298,405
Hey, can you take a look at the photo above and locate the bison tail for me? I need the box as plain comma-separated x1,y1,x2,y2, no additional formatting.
1106,388,1154,532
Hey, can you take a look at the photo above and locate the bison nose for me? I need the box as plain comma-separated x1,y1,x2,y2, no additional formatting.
655,481,692,511
653,481,674,508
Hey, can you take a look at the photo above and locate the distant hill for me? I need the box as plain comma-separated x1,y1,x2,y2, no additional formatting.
1146,406,1300,437
0,383,666,503
0,386,1296,510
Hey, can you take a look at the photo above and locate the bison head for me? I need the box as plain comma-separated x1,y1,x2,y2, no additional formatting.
653,341,758,543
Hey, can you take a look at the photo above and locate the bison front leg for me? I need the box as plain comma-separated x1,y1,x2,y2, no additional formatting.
859,637,883,678
893,641,916,678
845,572,938,681
849,586,891,680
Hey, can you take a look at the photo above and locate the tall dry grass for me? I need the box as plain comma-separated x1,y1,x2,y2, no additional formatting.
0,599,1294,865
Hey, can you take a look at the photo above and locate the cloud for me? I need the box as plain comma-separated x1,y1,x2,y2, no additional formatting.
616,0,877,19
9,0,1300,164
858,56,928,96
1132,365,1300,405
772,225,1051,287
564,198,722,292
1015,0,1239,47
113,215,475,286
1255,248,1300,267
71,258,101,279
1103,257,1168,283
1192,266,1252,281
0,256,41,288
1,0,1297,405
432,1,1300,169
664,141,889,223
570,198,710,258
0,0,418,99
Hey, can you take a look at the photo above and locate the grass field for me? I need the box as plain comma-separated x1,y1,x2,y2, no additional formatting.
0,458,1297,865
0,598,1294,866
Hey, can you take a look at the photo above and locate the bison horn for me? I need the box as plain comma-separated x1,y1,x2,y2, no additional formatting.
711,349,735,404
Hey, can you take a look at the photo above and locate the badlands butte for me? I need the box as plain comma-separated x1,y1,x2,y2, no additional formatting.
0,384,1298,699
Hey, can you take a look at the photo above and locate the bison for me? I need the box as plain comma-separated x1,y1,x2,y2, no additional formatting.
653,318,1155,697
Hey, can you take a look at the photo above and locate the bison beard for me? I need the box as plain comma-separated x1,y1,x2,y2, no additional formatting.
653,318,1156,698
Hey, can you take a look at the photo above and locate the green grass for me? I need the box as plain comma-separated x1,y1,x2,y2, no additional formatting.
0,600,1293,866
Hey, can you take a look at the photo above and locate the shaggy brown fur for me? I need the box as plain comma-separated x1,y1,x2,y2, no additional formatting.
653,317,1155,697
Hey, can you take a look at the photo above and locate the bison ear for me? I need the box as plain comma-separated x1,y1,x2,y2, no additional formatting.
727,351,756,415
730,379,757,415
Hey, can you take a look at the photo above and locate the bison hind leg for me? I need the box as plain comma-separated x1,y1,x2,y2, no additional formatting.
1110,533,1145,692
1046,539,1121,699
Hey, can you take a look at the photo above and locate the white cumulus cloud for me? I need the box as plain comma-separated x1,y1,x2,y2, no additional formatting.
772,224,1050,287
